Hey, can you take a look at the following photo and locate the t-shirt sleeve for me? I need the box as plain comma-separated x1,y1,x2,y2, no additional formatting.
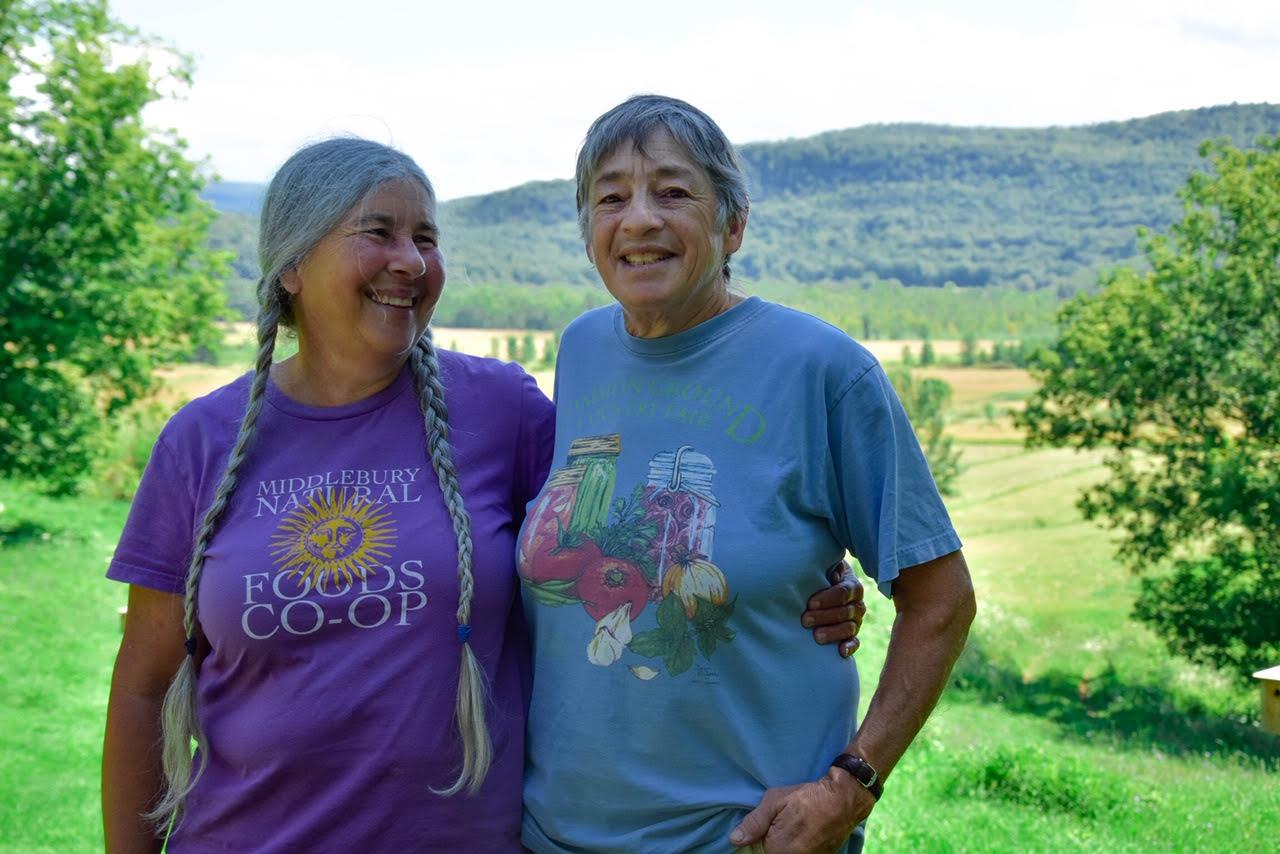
828,363,962,598
513,368,555,513
106,431,197,595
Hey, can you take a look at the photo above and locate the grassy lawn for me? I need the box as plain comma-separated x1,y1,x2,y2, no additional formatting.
849,382,1278,851
0,361,1275,851
0,486,127,851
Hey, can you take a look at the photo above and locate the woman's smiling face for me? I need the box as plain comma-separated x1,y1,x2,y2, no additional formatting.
283,178,444,368
586,130,744,336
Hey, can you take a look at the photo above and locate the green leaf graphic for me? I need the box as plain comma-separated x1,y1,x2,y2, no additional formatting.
656,592,687,633
695,630,718,660
628,628,670,658
691,595,736,660
666,631,696,676
522,578,581,607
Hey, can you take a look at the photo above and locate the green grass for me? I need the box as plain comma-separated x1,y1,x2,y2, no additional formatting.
0,484,127,852
1,370,1277,851
849,430,1278,851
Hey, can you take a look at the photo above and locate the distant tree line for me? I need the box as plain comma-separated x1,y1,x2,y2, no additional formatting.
205,103,1280,330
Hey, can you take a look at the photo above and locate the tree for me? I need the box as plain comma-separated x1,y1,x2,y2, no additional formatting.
1019,136,1280,681
0,0,227,492
919,337,936,366
885,365,961,496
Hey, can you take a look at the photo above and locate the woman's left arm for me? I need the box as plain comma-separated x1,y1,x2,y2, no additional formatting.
732,549,975,852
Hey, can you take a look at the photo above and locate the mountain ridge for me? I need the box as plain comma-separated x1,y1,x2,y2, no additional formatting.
204,103,1280,296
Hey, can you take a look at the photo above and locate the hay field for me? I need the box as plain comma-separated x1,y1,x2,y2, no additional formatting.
165,328,1001,406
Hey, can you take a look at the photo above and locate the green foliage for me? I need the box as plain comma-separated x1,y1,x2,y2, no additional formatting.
433,283,611,330
207,105,1280,329
943,746,1129,818
9,387,1280,848
989,338,1047,367
886,365,962,495
1133,545,1280,678
0,0,227,492
87,398,171,501
429,277,1061,339
207,210,259,319
540,333,558,369
628,592,696,676
591,485,659,579
431,104,1280,292
1020,135,1280,681
520,577,580,607
756,280,1063,341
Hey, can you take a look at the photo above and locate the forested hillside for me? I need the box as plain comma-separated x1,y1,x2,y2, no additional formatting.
204,103,1280,332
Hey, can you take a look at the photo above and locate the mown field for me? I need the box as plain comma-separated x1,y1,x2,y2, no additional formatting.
0,346,1275,851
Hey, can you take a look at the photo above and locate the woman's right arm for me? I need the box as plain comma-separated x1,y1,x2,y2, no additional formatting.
103,584,186,854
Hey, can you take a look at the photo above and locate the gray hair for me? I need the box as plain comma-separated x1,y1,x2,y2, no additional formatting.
574,94,750,280
258,137,435,328
147,138,490,830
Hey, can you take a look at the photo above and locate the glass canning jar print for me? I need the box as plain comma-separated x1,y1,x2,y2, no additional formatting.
517,464,588,584
566,435,622,535
642,445,719,586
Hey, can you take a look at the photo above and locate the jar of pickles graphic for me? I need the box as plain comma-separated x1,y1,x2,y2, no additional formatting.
566,435,622,534
642,445,719,584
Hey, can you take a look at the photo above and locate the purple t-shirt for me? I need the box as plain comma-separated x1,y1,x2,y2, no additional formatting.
108,352,554,851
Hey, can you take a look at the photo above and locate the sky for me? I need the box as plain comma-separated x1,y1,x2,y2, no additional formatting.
108,0,1280,200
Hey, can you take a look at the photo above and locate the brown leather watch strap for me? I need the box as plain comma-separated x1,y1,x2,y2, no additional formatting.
832,753,883,800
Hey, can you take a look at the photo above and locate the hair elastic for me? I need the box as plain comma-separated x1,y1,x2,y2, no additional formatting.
457,624,471,643
184,637,197,656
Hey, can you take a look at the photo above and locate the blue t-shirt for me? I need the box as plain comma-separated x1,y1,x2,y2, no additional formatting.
519,297,961,852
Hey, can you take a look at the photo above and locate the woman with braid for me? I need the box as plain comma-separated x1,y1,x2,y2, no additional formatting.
102,138,861,851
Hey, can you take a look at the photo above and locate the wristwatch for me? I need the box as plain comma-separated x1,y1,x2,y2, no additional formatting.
831,753,883,800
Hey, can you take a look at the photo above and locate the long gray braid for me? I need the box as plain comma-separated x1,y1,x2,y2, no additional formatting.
146,300,281,827
409,330,492,795
144,138,491,831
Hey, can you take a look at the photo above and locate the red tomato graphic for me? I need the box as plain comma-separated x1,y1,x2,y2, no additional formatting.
519,520,601,584
578,555,651,621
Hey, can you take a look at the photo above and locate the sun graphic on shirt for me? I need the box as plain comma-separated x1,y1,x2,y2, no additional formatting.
269,490,396,591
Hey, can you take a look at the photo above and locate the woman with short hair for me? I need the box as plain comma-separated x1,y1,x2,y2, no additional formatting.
518,95,976,853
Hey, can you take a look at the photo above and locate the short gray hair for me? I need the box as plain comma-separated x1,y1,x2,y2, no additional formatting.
259,137,435,327
574,94,750,278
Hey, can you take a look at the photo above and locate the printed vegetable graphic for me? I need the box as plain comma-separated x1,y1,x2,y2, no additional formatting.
518,465,590,583
522,520,602,584
587,603,633,666
661,545,728,618
577,554,652,621
523,438,737,679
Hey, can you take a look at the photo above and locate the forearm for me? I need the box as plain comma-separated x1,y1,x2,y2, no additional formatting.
730,551,974,851
849,552,975,781
103,687,167,854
